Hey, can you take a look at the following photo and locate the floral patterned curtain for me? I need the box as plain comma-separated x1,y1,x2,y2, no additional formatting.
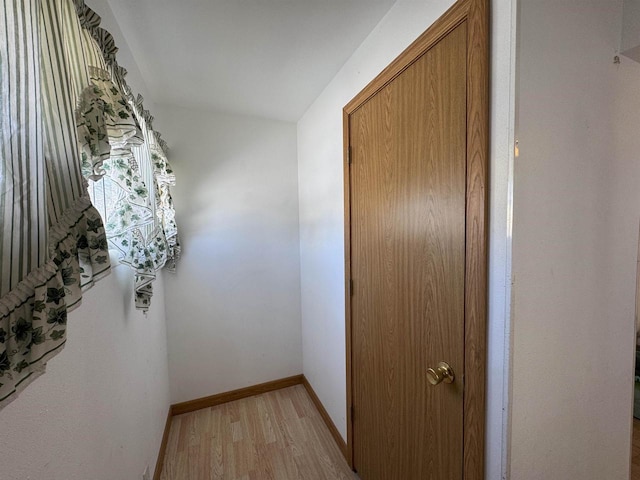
0,0,179,409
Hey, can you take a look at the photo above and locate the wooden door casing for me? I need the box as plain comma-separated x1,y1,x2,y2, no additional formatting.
343,0,489,479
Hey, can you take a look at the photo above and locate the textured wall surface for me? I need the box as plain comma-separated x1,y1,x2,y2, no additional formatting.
155,106,303,404
510,1,640,478
0,267,171,480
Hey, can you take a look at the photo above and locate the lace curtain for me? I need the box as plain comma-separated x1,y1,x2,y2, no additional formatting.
0,0,179,409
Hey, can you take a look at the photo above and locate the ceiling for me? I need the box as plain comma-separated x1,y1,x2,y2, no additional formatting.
105,0,397,122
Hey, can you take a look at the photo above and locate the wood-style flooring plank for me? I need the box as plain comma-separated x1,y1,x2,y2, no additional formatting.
160,385,356,480
632,418,640,480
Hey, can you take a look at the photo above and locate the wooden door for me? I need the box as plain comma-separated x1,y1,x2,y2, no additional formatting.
344,1,488,479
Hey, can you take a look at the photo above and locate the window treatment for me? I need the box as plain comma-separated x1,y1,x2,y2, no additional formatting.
0,0,179,409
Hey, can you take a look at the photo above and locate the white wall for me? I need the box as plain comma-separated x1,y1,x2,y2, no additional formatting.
0,267,170,480
99,0,155,108
510,1,640,478
154,105,303,404
297,1,516,478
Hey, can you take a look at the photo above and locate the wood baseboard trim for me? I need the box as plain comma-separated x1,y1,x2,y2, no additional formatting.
170,374,304,416
301,375,348,462
153,407,173,480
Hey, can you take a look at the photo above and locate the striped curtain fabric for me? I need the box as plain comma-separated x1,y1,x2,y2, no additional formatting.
0,0,179,409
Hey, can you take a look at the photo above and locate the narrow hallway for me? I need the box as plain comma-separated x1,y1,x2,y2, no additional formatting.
160,385,356,479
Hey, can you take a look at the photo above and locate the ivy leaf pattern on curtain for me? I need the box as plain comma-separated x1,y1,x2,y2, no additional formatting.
76,65,144,181
0,0,111,409
0,0,179,410
74,1,180,310
150,137,181,272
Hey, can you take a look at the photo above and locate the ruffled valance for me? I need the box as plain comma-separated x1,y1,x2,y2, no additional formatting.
76,66,143,181
70,0,179,309
150,134,181,271
73,0,180,305
0,0,179,410
0,0,115,409
0,196,109,408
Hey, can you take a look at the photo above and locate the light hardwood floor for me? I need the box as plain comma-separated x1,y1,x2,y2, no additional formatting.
160,385,357,480
633,418,640,480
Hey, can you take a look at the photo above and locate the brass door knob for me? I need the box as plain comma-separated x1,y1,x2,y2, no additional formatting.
427,362,455,386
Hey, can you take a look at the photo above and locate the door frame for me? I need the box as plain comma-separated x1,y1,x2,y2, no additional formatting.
342,0,489,477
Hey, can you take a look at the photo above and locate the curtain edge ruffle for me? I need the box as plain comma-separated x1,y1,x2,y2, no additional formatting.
0,193,111,409
0,346,58,411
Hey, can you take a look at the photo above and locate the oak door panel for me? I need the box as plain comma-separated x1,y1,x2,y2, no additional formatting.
350,22,467,480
